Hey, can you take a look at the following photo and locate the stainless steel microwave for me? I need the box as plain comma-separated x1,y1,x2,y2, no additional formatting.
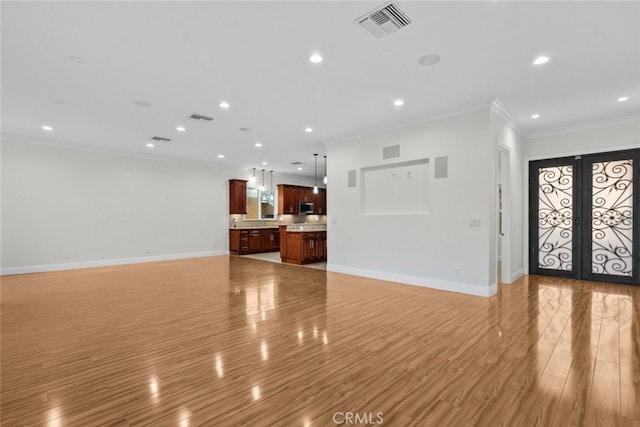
299,202,314,214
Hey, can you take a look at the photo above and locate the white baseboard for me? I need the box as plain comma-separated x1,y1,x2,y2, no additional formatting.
326,264,497,297
0,250,229,276
510,268,525,283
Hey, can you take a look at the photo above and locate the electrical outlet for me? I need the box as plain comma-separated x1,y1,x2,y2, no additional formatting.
455,269,460,278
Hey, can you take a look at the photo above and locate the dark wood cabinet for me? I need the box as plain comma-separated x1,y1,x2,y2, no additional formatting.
277,184,327,215
248,230,261,252
281,231,327,264
229,228,280,255
229,179,247,214
313,188,327,215
260,228,279,251
278,184,298,214
229,229,250,254
299,187,312,203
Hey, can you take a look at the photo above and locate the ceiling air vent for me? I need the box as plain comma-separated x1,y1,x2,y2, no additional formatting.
188,113,214,122
150,136,171,142
356,2,412,38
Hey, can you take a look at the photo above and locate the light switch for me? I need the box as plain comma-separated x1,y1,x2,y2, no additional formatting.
331,217,338,224
469,219,481,227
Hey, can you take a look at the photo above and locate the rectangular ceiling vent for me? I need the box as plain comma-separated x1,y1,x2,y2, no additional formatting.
188,113,213,122
356,2,412,39
150,136,171,142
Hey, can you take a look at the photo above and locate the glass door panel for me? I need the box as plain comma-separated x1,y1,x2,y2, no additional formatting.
591,159,634,276
538,165,575,271
529,157,580,278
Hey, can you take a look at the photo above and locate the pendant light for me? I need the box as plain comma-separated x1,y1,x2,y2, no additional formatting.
260,169,266,192
270,170,274,200
323,155,327,184
313,153,319,194
250,168,257,184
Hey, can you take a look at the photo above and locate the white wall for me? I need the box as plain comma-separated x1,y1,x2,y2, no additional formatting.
326,110,497,297
525,120,640,159
0,139,314,274
522,120,640,274
490,109,525,284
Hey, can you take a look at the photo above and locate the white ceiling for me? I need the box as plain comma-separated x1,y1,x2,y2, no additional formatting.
2,1,639,177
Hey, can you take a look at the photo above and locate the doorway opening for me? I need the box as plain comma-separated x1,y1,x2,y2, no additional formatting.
497,146,511,284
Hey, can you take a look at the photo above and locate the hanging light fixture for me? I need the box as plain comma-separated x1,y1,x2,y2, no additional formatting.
260,169,266,192
323,155,327,184
270,170,274,200
313,153,319,194
250,168,257,184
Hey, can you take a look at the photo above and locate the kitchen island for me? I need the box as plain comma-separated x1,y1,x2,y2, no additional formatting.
279,224,327,265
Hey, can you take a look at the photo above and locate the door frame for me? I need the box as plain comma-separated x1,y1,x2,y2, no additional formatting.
580,149,639,285
528,148,640,285
497,144,511,284
529,155,582,279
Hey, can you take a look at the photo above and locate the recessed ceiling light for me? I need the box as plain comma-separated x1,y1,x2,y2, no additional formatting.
531,114,540,119
417,54,441,66
309,53,323,63
255,143,263,148
42,125,53,131
146,143,155,148
176,126,186,132
618,96,629,102
305,127,313,133
262,161,268,165
394,99,404,107
218,154,225,159
297,167,303,171
219,102,230,109
532,56,550,66
133,100,152,108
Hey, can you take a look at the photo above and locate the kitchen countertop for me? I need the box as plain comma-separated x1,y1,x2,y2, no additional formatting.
229,226,280,230
285,224,327,232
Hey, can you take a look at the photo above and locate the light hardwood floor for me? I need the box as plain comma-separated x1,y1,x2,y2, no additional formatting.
1,256,639,426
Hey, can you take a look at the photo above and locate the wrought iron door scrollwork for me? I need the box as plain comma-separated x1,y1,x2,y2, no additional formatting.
538,165,574,271
591,159,633,276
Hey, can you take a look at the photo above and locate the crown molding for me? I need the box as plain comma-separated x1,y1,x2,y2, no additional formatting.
323,101,494,146
525,113,640,140
490,98,524,138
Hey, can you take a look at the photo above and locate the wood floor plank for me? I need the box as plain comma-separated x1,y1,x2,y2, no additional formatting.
2,256,639,426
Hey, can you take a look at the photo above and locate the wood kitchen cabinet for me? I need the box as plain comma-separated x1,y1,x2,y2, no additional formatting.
248,230,261,252
299,187,313,203
229,228,280,255
260,228,280,251
277,184,299,214
229,179,247,214
281,231,327,264
277,184,327,215
229,229,250,254
313,188,327,215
